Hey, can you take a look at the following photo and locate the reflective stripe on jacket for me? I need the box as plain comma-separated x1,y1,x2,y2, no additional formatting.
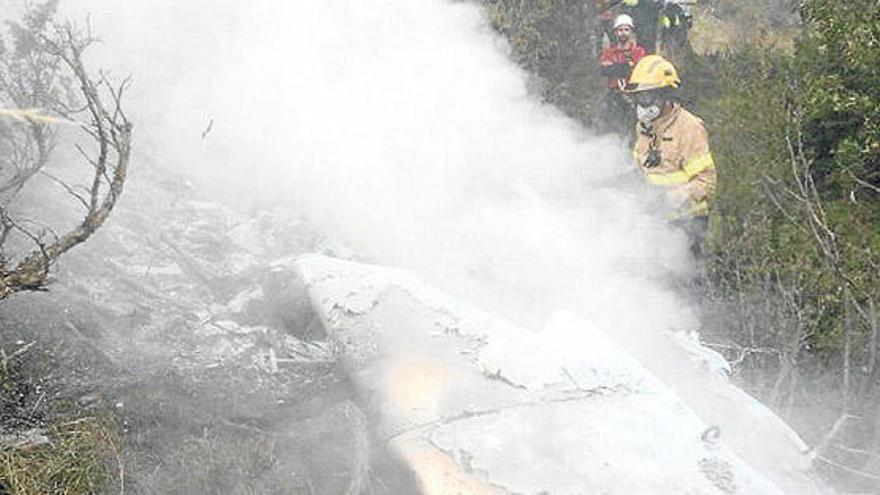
632,103,716,218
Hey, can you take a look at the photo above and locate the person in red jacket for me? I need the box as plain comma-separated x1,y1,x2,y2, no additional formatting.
597,14,646,135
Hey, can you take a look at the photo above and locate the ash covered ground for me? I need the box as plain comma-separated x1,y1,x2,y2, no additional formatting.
0,167,416,493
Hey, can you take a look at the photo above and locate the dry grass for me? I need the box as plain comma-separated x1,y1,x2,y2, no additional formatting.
690,6,799,55
0,417,122,495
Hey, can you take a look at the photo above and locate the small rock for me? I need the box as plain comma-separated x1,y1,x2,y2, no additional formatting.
77,393,99,407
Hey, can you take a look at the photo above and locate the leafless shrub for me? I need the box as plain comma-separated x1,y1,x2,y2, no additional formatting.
0,1,132,299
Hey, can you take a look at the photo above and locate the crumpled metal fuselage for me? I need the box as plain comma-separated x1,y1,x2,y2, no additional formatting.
296,254,825,494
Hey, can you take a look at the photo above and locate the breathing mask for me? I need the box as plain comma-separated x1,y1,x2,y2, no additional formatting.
633,91,664,124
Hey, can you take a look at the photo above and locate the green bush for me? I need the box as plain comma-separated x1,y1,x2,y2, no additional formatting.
702,0,880,361
480,0,880,485
481,0,604,123
693,1,880,486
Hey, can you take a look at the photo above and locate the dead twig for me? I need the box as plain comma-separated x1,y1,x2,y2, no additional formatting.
805,413,858,463
38,170,90,210
867,301,878,387
815,454,880,483
848,171,880,196
7,340,36,361
831,443,880,463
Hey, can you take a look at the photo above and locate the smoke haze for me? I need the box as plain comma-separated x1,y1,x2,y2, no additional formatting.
54,0,695,341
3,1,835,491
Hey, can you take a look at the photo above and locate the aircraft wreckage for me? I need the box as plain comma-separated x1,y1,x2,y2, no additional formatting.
296,254,828,494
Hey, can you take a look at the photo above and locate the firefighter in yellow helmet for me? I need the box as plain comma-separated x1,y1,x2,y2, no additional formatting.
625,54,716,255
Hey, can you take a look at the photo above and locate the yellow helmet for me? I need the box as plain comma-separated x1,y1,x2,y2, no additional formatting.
625,55,680,92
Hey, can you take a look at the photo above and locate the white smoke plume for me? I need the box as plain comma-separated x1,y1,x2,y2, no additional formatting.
56,0,696,339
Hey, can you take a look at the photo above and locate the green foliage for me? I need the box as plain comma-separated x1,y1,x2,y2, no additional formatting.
694,6,880,476
701,1,880,334
797,0,880,195
696,45,822,355
477,2,880,377
481,0,604,123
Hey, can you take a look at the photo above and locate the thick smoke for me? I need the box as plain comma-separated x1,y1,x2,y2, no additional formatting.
58,0,696,339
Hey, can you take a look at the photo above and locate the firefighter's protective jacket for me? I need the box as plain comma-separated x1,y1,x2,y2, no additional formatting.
632,103,715,218
600,42,647,90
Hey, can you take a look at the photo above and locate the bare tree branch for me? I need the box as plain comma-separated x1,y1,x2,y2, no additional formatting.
38,169,89,210
815,455,880,483
0,8,132,299
805,413,858,463
848,171,880,196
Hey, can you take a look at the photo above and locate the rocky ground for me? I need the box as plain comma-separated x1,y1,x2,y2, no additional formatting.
0,167,415,493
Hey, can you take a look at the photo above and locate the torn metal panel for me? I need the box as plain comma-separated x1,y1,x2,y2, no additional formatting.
296,254,819,494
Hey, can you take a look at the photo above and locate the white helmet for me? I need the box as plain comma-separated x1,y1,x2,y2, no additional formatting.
613,14,635,30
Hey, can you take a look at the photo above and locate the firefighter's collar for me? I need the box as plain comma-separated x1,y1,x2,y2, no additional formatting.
651,103,682,135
